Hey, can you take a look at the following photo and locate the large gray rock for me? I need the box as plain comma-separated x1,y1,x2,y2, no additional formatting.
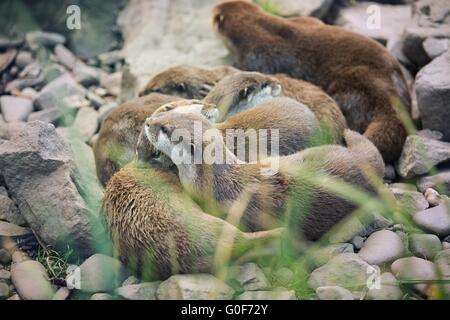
316,286,354,300
0,186,25,226
0,96,33,123
156,274,234,300
365,272,403,300
11,260,55,300
255,0,332,18
415,51,450,142
396,135,450,178
409,233,442,260
391,257,437,293
237,290,296,300
118,0,229,90
358,230,404,266
115,282,160,300
417,171,450,193
232,263,270,291
0,121,106,257
308,253,372,293
78,254,126,293
414,202,450,237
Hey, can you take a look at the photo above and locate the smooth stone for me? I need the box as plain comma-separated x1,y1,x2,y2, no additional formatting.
316,286,354,300
417,129,443,141
308,243,354,268
0,249,12,265
0,269,11,282
232,263,270,291
15,51,33,69
11,260,55,300
418,171,450,194
413,202,450,237
54,44,77,70
27,108,62,125
7,294,20,300
11,251,30,264
365,272,403,300
0,186,25,226
358,230,404,266
328,217,365,243
70,107,99,142
52,287,70,300
237,290,296,300
90,293,113,300
100,72,121,96
0,96,33,122
391,257,437,293
409,233,443,260
26,31,65,49
73,62,101,87
122,275,139,286
115,282,160,300
435,250,450,278
390,188,429,214
424,188,442,207
351,236,365,250
0,282,9,299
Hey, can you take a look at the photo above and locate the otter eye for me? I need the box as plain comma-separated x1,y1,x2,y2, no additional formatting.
214,14,224,28
177,83,185,92
160,126,169,135
240,86,252,99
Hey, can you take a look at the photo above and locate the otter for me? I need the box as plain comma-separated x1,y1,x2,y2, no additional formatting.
204,71,347,143
144,112,385,241
104,160,283,280
140,64,239,99
93,94,216,186
212,1,411,163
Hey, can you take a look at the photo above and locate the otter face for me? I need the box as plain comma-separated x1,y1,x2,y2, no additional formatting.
207,71,281,120
140,65,215,99
154,100,219,123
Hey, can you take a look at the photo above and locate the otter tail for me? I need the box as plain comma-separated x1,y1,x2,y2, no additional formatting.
344,129,385,178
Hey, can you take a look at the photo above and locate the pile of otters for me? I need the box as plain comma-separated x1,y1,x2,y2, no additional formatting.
95,1,411,280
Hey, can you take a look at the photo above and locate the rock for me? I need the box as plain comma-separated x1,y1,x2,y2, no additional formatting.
0,269,11,282
232,263,270,291
0,96,33,122
100,72,122,96
73,62,101,87
52,287,70,300
365,272,403,300
118,64,139,103
424,188,442,207
0,249,12,265
98,50,123,66
418,171,450,194
359,212,394,237
11,260,55,300
21,87,38,100
415,51,450,141
384,164,396,181
90,293,113,300
389,183,418,192
0,221,31,237
122,276,139,287
237,290,296,300
308,243,354,268
11,251,30,264
358,230,404,265
86,91,105,109
308,253,372,293
0,121,105,257
351,236,365,250
417,129,444,141
272,268,294,287
71,107,99,142
7,294,20,300
328,217,366,243
15,51,33,69
0,282,9,299
27,108,62,125
316,286,354,300
26,31,65,49
115,282,160,300
423,37,449,60
54,45,77,70
0,187,25,226
396,135,450,178
409,233,442,260
434,250,450,278
414,202,450,237
255,0,332,18
443,242,450,250
77,254,125,293
337,2,411,46
390,188,429,213
43,64,66,84
391,257,437,293
33,74,86,111
156,274,234,300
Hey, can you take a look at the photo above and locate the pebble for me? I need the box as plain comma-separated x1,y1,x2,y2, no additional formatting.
390,188,429,214
11,260,55,300
28,108,62,125
0,269,11,282
358,230,404,266
434,250,450,279
418,171,450,194
424,188,442,207
21,87,38,99
365,272,403,300
54,44,77,70
73,62,101,86
328,218,365,243
232,263,270,291
26,31,65,49
11,251,30,264
0,282,9,299
443,242,450,250
237,290,296,300
423,37,449,60
98,50,123,66
156,274,234,300
308,243,354,268
316,286,354,300
86,91,105,109
52,287,70,300
391,257,437,293
100,72,121,96
71,107,99,142
413,203,450,237
115,282,160,300
15,51,33,68
0,249,12,265
351,236,365,250
90,293,113,300
122,275,139,286
0,96,33,122
409,234,442,260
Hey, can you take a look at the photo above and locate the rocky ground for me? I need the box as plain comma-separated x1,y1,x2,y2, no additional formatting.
0,0,450,300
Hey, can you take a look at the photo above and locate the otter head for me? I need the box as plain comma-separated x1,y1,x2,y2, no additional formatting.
204,71,281,121
153,99,219,123
140,65,215,99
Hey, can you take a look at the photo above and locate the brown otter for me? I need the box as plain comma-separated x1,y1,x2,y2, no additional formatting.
204,71,347,143
93,94,217,186
140,64,239,99
104,160,283,280
144,112,385,240
212,1,411,163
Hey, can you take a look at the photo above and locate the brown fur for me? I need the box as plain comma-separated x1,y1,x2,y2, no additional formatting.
145,112,385,241
103,160,282,279
141,64,239,99
212,1,411,163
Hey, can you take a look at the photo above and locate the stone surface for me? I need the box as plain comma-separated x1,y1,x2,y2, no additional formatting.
0,96,33,122
365,272,403,300
390,188,429,213
15,51,33,69
26,31,65,49
417,129,444,141
90,293,114,300
100,72,122,96
71,107,99,142
77,254,125,293
418,171,450,193
409,233,442,260
27,108,62,125
0,121,105,257
423,37,449,60
0,221,31,237
396,135,450,178
255,0,332,18
308,253,372,292
351,236,365,250
115,282,160,300
232,263,270,291
11,251,30,264
414,202,450,237
73,62,101,87
434,249,450,278
11,260,55,300
316,286,354,300
156,274,234,300
308,243,354,268
424,188,442,207
52,287,70,300
391,257,437,293
0,269,11,282
415,51,450,142
237,290,296,300
54,44,77,70
0,249,12,265
0,186,25,226
122,275,139,286
358,230,404,266
0,282,9,299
